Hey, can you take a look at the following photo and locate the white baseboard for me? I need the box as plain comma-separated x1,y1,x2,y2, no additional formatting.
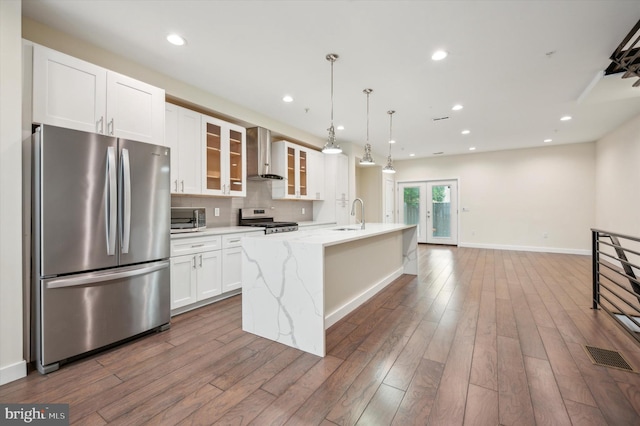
458,242,590,256
0,360,27,386
324,267,404,329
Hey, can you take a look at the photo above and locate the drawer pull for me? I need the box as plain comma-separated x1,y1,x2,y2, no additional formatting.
191,244,205,248
228,239,240,243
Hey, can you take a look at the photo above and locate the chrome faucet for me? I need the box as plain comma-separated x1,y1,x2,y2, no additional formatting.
351,198,365,229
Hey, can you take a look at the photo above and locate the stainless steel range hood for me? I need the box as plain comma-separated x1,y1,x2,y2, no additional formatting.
246,127,284,180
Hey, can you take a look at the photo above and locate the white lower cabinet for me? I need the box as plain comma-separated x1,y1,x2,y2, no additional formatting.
222,247,242,292
170,235,222,311
170,230,262,313
170,254,198,309
196,249,223,300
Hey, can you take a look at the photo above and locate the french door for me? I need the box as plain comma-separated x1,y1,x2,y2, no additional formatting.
399,180,458,245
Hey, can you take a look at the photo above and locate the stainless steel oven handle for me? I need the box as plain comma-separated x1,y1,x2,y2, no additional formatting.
46,261,169,289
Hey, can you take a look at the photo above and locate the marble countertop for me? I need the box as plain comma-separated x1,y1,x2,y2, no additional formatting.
244,223,416,247
170,226,264,239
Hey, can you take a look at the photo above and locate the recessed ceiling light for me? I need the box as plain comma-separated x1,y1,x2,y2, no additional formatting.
431,50,448,61
469,147,476,151
166,34,186,46
461,129,470,135
409,153,415,157
337,125,344,130
452,104,463,111
389,139,396,144
544,139,552,143
282,95,293,103
560,115,572,121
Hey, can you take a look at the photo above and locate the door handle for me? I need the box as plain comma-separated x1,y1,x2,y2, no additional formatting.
174,179,178,192
199,254,203,267
108,118,115,135
121,148,131,254
192,256,196,268
181,180,184,192
47,261,169,288
97,116,104,134
105,146,117,255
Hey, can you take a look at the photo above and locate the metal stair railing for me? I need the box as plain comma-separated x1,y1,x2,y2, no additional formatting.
592,229,640,345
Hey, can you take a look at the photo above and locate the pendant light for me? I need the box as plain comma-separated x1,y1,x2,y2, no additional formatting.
322,54,342,154
359,88,375,165
382,110,396,174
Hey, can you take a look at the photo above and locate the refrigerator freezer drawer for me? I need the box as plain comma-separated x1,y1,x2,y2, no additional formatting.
37,261,170,372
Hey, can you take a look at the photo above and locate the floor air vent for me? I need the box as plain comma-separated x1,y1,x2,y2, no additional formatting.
583,345,636,372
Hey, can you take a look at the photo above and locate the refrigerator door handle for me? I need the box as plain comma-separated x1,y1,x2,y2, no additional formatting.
106,146,117,255
121,148,131,253
46,261,169,289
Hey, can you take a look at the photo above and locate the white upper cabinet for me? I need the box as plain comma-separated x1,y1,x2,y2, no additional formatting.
32,44,165,145
106,71,165,144
165,103,202,194
33,45,106,134
201,115,246,197
307,149,325,200
271,141,323,200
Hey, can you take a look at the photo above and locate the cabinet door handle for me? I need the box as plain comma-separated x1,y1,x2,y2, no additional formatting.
174,180,178,192
108,118,114,135
97,116,104,134
199,254,203,267
192,256,196,269
181,180,184,192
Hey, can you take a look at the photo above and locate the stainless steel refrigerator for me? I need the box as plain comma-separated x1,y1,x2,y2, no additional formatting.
32,125,171,374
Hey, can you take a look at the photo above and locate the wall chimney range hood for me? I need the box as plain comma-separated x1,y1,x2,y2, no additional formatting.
246,127,284,180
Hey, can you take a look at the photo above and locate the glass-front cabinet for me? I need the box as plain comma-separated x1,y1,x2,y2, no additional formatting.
285,146,307,197
201,115,246,197
228,128,244,194
272,141,321,200
205,120,222,192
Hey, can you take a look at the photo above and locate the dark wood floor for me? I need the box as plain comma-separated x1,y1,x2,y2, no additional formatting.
3,246,640,425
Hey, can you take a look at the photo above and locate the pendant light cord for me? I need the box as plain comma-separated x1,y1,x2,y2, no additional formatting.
330,58,334,127
388,110,394,156
366,91,370,144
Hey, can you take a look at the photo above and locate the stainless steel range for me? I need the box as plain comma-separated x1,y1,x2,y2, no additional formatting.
239,208,298,234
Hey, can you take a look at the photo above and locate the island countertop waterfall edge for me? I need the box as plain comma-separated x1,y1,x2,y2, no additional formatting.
241,223,418,357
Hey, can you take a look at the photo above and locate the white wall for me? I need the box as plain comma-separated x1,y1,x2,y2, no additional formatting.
0,0,26,385
394,142,596,253
355,165,383,222
596,113,640,235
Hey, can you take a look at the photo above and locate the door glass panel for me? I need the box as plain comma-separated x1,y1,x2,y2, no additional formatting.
399,182,427,243
228,129,243,192
431,184,451,238
299,150,307,196
287,147,296,196
206,122,221,191
403,186,420,227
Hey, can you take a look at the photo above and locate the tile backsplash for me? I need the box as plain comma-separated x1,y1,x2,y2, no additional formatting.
171,180,313,227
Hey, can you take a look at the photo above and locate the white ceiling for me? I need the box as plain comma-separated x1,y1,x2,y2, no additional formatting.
22,0,640,160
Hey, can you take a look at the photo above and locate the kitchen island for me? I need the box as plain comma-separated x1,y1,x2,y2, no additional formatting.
241,223,417,356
